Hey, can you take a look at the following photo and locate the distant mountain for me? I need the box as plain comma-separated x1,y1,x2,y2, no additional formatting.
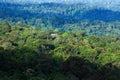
0,2,91,26
82,9,120,22
0,2,120,35
1,2,120,22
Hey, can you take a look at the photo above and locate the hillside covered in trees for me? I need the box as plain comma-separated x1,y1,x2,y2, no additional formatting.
0,1,120,80
0,2,120,36
0,22,120,80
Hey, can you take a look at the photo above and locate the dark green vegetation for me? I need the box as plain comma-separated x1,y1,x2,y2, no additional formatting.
0,2,120,80
0,22,120,80
0,2,120,36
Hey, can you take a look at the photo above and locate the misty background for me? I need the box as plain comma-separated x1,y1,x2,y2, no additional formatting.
1,0,120,10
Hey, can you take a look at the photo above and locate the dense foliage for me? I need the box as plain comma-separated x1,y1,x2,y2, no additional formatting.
0,2,120,36
0,22,120,80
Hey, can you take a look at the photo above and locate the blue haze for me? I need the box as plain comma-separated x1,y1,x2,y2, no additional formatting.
0,0,120,11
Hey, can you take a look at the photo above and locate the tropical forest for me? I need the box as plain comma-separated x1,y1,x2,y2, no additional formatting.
0,0,120,80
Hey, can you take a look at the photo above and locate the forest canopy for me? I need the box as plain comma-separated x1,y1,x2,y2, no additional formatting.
0,22,120,80
0,1,120,80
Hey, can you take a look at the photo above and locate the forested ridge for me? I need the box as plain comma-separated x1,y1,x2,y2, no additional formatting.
0,22,120,80
0,1,120,80
0,2,120,36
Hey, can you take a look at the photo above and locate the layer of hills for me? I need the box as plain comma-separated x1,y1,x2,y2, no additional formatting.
1,2,120,22
0,2,120,36
0,1,120,80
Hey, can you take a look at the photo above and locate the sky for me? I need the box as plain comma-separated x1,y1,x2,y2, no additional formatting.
1,0,120,8
0,0,120,11
1,0,120,4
